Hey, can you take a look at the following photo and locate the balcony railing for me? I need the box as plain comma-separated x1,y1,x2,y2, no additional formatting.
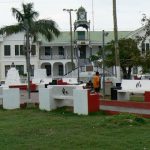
39,55,76,60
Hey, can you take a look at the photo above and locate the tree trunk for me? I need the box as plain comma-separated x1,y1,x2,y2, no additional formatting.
127,66,132,79
122,67,128,79
122,66,132,79
26,28,31,100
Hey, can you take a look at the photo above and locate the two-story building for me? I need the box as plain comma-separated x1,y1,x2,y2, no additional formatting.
1,6,148,81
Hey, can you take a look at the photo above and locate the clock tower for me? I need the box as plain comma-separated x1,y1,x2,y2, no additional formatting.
77,7,86,21
74,6,90,30
74,6,92,66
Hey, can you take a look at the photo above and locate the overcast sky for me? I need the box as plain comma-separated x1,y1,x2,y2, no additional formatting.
0,0,150,31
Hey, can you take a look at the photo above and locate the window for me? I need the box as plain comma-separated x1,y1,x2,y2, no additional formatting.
5,65,10,76
15,45,24,56
20,45,24,55
31,45,36,55
77,31,85,40
15,45,19,55
133,66,138,74
141,43,145,54
45,47,51,55
58,64,63,76
98,46,102,50
45,65,51,76
16,65,24,75
58,46,64,55
4,45,11,56
30,65,34,76
146,43,149,52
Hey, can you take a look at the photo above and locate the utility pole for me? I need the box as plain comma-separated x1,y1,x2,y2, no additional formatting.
102,30,108,97
113,0,121,81
63,9,77,71
102,30,105,97
92,0,95,31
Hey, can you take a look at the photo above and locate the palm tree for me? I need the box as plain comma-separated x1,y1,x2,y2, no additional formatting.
112,0,120,80
0,3,60,99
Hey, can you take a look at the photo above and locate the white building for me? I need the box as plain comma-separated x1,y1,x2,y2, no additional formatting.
1,7,146,81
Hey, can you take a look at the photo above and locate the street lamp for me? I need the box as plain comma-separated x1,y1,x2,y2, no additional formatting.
102,30,108,97
63,8,77,71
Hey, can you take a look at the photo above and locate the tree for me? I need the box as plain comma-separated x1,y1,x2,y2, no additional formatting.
91,38,141,79
136,14,150,73
0,3,60,99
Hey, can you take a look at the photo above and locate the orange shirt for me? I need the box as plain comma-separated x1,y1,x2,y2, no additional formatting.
92,75,100,88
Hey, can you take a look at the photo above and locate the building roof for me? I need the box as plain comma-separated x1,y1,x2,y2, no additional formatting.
39,31,132,46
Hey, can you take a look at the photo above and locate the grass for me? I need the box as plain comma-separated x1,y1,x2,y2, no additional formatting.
130,94,144,102
103,94,144,102
0,107,150,149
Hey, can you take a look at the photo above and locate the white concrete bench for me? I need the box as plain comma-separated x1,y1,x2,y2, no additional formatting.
39,84,99,115
39,85,81,111
117,80,150,100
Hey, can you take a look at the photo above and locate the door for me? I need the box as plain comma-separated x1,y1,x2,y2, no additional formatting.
79,45,86,59
45,65,51,76
58,64,63,76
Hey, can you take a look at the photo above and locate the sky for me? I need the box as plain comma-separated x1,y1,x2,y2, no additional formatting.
0,0,150,31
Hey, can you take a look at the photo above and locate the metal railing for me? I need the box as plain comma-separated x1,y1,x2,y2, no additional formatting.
39,55,76,60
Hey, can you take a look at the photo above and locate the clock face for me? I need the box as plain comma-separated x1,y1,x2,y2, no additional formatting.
79,11,85,20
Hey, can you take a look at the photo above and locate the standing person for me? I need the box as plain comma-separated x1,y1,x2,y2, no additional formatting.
92,71,101,93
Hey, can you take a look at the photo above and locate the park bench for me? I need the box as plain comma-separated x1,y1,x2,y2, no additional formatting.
39,84,99,115
117,80,150,100
39,85,83,110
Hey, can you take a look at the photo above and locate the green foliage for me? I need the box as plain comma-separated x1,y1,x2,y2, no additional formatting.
0,3,60,99
141,52,150,73
137,14,150,73
91,38,141,79
0,3,60,42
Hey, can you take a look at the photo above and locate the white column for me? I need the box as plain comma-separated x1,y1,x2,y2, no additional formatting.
63,63,66,75
51,63,53,78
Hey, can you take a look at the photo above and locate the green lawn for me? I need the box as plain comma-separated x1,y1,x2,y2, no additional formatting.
103,94,144,102
0,107,150,150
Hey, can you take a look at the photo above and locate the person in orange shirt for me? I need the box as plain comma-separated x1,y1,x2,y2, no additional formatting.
92,71,101,93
